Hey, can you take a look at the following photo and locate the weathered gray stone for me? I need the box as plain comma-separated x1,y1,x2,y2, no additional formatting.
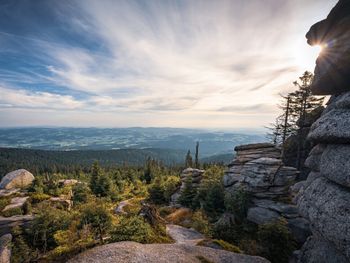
234,143,276,151
0,215,34,235
223,173,241,187
274,167,298,186
247,207,280,225
287,218,311,244
304,144,326,172
252,199,298,215
308,109,350,143
297,177,350,258
298,236,348,263
58,179,79,187
306,1,350,95
0,169,34,189
0,234,12,263
320,144,350,187
68,241,270,263
335,91,350,109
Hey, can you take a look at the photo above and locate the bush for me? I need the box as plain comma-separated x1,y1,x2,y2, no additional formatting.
72,183,91,204
79,202,113,243
158,206,176,218
28,203,71,252
257,219,296,263
0,197,11,211
163,176,181,202
224,188,250,223
178,176,196,208
165,208,192,225
11,226,35,263
212,239,242,253
148,177,166,205
239,239,260,256
111,215,157,243
30,193,51,204
2,207,23,217
191,210,212,237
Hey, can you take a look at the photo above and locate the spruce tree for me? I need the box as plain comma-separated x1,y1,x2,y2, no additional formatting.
185,150,193,168
90,161,101,195
178,175,196,208
194,142,200,169
269,71,324,149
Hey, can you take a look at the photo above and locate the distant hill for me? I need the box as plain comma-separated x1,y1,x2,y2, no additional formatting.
201,153,234,164
0,127,266,157
0,147,188,177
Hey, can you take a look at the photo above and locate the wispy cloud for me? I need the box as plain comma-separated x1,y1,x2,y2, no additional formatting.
0,0,337,128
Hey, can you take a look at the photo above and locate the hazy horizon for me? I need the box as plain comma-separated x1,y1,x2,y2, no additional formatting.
0,0,337,129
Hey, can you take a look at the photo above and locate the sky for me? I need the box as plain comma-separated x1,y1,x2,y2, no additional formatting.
0,0,337,129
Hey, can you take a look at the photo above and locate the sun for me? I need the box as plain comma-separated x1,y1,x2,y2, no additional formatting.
294,42,324,72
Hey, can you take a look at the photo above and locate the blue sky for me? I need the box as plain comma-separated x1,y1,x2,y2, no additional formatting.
0,0,337,129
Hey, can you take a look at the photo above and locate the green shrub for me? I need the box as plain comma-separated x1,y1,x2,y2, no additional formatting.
72,183,91,204
158,206,176,218
163,176,181,202
2,207,23,217
257,219,296,263
212,239,242,253
224,188,250,223
30,193,51,204
111,215,156,243
0,197,11,211
79,202,113,243
148,177,166,205
11,226,35,263
27,203,71,252
178,176,196,208
191,210,212,237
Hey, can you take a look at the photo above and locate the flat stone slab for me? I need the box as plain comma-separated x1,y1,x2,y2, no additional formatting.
166,224,204,245
67,241,270,263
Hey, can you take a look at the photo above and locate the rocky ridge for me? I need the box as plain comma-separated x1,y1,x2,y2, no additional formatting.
68,241,269,263
224,143,310,244
294,1,350,261
295,92,350,262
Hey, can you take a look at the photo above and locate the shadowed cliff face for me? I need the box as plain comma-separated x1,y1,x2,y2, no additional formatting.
306,0,350,95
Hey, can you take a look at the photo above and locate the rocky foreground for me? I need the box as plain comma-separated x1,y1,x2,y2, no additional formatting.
67,241,269,263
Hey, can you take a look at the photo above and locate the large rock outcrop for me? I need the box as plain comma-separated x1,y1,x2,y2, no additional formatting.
224,143,309,244
306,0,350,95
295,2,350,261
0,169,34,190
68,241,270,263
296,94,350,261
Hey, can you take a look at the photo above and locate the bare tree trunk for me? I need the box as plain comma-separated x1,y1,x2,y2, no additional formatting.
281,96,291,161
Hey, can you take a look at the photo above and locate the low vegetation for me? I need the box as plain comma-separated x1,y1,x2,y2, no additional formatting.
0,150,296,263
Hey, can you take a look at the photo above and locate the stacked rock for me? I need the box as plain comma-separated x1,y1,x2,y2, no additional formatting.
294,1,350,261
295,92,350,262
224,143,310,244
224,143,298,199
171,168,204,205
179,168,204,190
